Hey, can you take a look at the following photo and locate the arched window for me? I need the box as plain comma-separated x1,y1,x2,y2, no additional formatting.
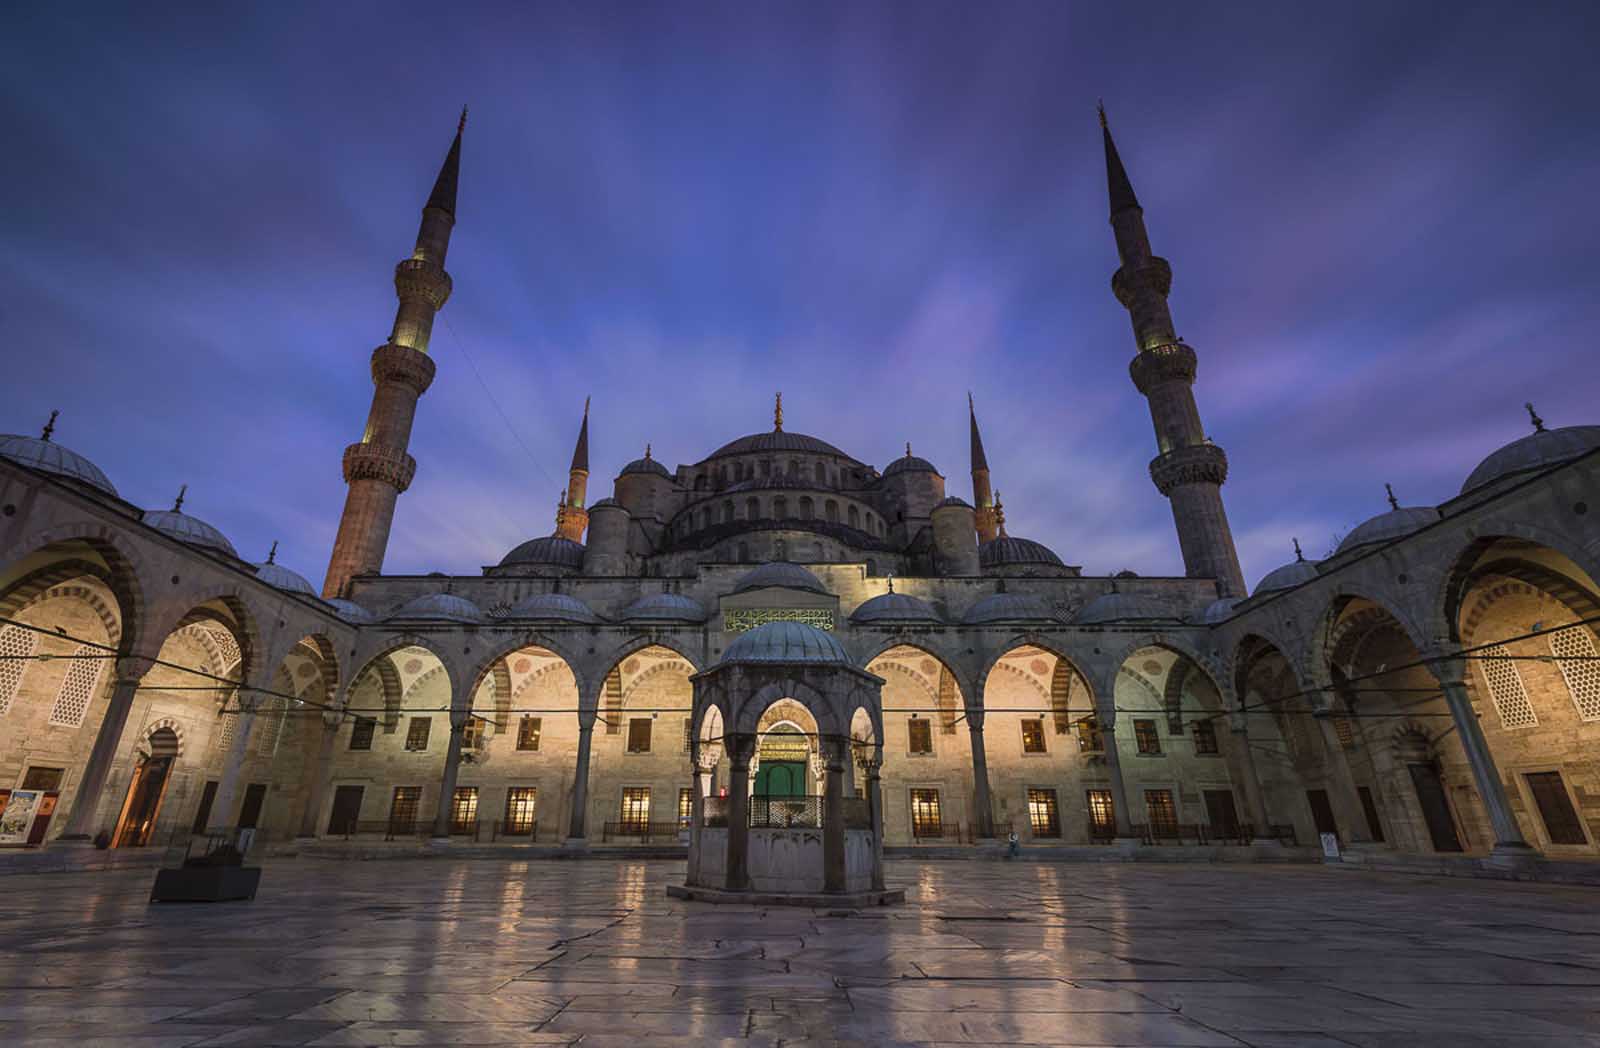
1550,627,1600,722
814,462,827,485
759,460,771,477
695,475,708,491
773,497,788,520
737,542,750,563
798,497,813,519
722,500,734,524
746,497,760,520
847,505,860,529
825,500,838,523
0,625,37,716
788,459,799,477
813,542,825,561
717,466,728,488
1479,644,1537,729
48,644,104,729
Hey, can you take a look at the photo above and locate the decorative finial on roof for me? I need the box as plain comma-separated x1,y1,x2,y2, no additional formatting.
905,441,912,458
266,540,278,564
1292,537,1304,562
40,410,58,442
1526,401,1546,433
171,484,187,512
886,573,895,594
994,491,1007,537
458,105,468,134
644,442,652,461
1385,483,1399,511
774,392,783,432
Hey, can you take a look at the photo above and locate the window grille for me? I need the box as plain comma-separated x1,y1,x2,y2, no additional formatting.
678,787,694,827
389,786,421,833
1020,719,1047,754
504,787,537,834
48,644,103,728
1334,716,1356,749
620,787,651,832
1086,789,1116,834
1077,716,1103,753
627,718,653,753
218,710,238,751
909,788,942,837
1134,719,1162,755
683,718,693,753
1479,644,1538,729
255,699,284,756
0,626,37,716
516,715,542,751
907,718,933,755
1144,789,1178,836
1549,627,1600,722
405,717,432,750
450,787,478,832
461,718,484,750
1192,719,1219,755
1027,788,1060,838
349,716,376,750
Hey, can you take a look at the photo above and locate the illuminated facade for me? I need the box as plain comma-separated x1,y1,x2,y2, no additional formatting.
2,113,1599,873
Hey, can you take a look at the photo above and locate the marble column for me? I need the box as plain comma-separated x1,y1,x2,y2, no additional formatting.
1225,715,1273,840
1314,713,1374,844
431,708,467,839
966,714,996,839
1432,662,1535,854
206,691,258,834
822,737,846,893
567,712,596,841
298,710,342,838
725,734,754,892
57,655,154,842
862,752,885,891
1098,720,1137,839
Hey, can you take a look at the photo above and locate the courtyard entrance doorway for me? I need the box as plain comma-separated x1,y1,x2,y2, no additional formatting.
113,728,180,847
1408,763,1464,852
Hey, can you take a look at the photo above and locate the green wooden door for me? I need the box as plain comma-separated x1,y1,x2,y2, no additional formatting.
754,760,807,797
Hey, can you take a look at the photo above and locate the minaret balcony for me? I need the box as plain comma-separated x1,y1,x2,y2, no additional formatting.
1149,442,1228,495
1111,256,1172,307
342,441,418,492
393,258,453,309
370,342,437,395
1128,341,1198,393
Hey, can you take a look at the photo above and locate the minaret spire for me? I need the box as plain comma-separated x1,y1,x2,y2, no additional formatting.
968,393,998,543
556,398,592,542
1103,106,1245,597
323,114,464,598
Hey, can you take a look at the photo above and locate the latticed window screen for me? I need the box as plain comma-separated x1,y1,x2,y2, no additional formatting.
1479,644,1538,729
1549,627,1600,722
218,711,238,751
48,645,104,728
0,626,37,716
255,700,285,756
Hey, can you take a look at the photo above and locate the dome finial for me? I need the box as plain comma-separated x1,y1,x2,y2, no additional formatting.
1292,536,1304,562
266,540,278,564
1385,483,1399,511
172,484,186,512
886,573,895,594
994,490,1007,537
905,441,912,458
40,410,58,442
644,442,652,461
1526,401,1546,433
774,392,783,432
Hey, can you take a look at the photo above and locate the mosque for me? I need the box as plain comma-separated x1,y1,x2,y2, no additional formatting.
1,109,1597,881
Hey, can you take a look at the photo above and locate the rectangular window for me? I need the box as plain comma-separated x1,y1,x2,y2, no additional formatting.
1027,788,1060,838
627,718,653,753
389,786,421,834
1134,719,1162,755
349,716,376,751
450,786,478,834
1525,771,1587,845
461,718,484,750
516,716,542,751
907,718,933,755
405,717,432,751
683,718,694,753
1144,788,1178,836
1191,719,1218,755
1086,789,1116,835
504,787,537,836
620,787,651,833
678,787,694,827
1020,719,1047,754
1076,716,1103,753
909,788,942,838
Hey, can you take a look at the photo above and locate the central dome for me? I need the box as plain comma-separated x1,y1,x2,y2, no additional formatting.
720,620,850,665
703,431,855,462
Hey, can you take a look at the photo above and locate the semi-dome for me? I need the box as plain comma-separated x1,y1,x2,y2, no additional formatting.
499,535,586,570
704,431,853,462
961,592,1059,624
1073,592,1179,625
851,591,942,624
143,491,237,558
621,592,708,622
979,535,1064,570
1461,425,1600,495
325,598,376,624
0,425,118,497
720,620,850,665
507,592,598,623
254,559,316,596
388,592,484,622
1337,506,1439,554
1254,558,1320,594
881,450,940,478
732,561,827,595
1197,597,1242,625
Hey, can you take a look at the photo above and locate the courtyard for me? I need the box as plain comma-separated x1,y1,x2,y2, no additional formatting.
1,859,1599,1046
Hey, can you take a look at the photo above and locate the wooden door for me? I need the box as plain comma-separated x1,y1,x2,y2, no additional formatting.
238,782,267,830
1305,788,1339,843
114,756,174,847
327,785,364,835
1407,763,1463,852
1203,790,1240,838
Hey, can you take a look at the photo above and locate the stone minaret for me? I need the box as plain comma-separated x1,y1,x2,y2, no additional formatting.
555,398,591,542
322,111,465,598
1101,106,1245,597
969,393,999,543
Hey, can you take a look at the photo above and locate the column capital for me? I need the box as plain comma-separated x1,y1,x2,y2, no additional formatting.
725,732,757,765
964,709,986,732
113,654,157,685
1423,645,1470,689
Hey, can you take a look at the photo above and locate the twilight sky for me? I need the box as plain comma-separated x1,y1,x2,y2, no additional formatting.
3,3,1597,589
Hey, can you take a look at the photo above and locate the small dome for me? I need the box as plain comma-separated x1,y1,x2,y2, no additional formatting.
325,598,375,624
0,433,117,496
621,592,708,622
620,455,672,479
144,507,237,557
255,560,316,596
588,497,625,511
1073,592,1179,625
507,592,598,623
851,591,942,624
499,535,585,570
979,536,1064,570
961,592,1059,624
1197,597,1241,625
1337,507,1440,554
720,620,850,665
1461,425,1600,495
1255,558,1320,594
732,561,827,596
933,496,972,510
388,592,484,622
881,453,940,478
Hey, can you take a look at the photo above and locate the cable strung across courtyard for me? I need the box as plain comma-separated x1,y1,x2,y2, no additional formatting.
2,106,1599,888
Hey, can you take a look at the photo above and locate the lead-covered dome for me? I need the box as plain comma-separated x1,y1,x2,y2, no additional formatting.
620,453,671,479
507,592,598,623
621,592,708,622
388,592,484,622
961,592,1059,624
979,535,1064,570
0,428,118,497
704,431,853,462
732,561,827,595
498,535,585,570
1254,558,1320,594
325,598,376,624
255,559,316,596
1197,597,1241,625
720,620,850,665
1337,506,1439,554
1073,592,1179,625
881,451,940,478
1461,425,1600,495
144,491,237,557
851,591,942,624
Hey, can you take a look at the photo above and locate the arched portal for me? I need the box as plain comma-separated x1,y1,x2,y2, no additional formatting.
867,644,972,845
